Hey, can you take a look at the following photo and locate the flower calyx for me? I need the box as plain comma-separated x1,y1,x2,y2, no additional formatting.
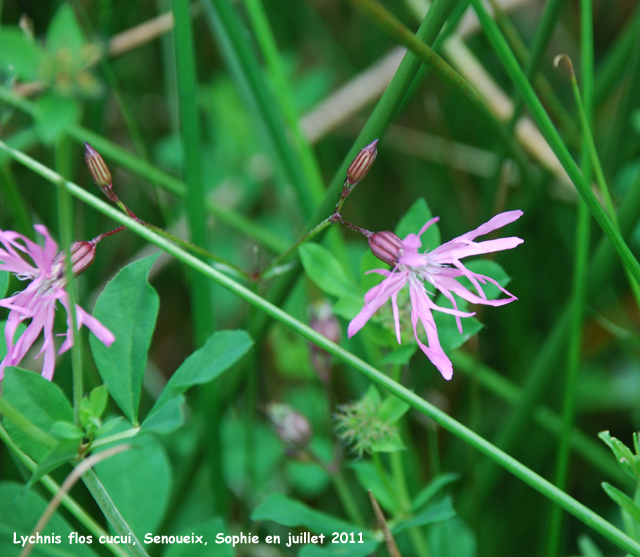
369,231,403,267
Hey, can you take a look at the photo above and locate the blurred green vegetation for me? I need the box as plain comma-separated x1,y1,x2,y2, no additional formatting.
2,0,640,556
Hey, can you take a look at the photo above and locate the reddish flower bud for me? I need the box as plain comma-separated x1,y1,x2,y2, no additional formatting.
267,403,313,447
84,142,118,202
346,139,378,185
70,241,96,277
369,231,403,267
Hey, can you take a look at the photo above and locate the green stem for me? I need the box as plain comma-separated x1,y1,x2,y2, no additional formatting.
347,0,530,178
82,470,149,557
7,93,640,557
470,0,640,287
259,216,336,278
451,351,631,488
0,86,289,255
173,0,214,345
90,427,141,450
55,138,83,426
0,425,130,557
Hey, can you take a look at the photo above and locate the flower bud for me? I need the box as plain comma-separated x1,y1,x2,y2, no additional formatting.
70,241,96,277
369,231,402,267
346,139,378,185
84,142,118,202
309,301,340,382
267,403,313,447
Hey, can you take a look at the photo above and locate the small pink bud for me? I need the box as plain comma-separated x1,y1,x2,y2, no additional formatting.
267,403,313,447
70,241,96,277
309,301,341,382
369,231,403,266
346,139,378,185
84,142,118,202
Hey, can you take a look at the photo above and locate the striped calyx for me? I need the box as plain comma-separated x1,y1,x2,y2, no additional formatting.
369,231,403,267
84,142,118,202
346,139,378,185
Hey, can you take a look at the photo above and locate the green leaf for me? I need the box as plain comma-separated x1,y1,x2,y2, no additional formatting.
27,438,80,488
599,431,640,481
0,482,98,557
299,540,380,557
165,517,233,557
90,254,160,425
378,395,410,424
251,493,376,539
393,496,456,533
0,28,43,80
1,367,73,461
602,482,640,525
45,3,85,55
80,385,109,432
141,395,185,434
395,197,440,248
50,421,83,440
411,473,460,512
377,345,418,366
0,271,8,298
143,330,253,433
95,435,172,541
333,294,363,320
427,516,477,557
300,243,359,300
35,93,80,145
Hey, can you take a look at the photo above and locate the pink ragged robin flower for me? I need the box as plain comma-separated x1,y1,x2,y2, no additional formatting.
0,225,115,381
348,211,524,380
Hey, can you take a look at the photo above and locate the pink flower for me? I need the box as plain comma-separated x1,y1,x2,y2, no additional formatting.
0,225,115,381
348,211,524,380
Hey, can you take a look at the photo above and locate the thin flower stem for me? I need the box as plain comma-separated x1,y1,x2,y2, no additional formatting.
247,0,459,345
259,216,337,278
82,470,150,557
0,425,130,557
7,104,640,557
55,138,83,427
470,0,640,287
90,426,141,450
451,351,631,488
465,163,640,509
0,86,290,255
